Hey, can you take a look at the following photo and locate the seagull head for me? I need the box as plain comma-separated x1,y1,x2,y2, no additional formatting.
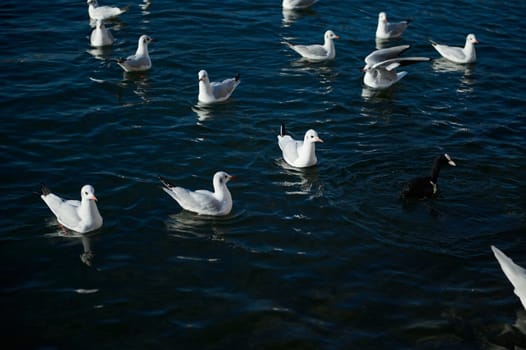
87,0,98,6
213,171,234,187
467,33,479,44
304,129,323,144
198,70,209,83
140,35,153,46
81,185,98,201
378,12,387,23
324,30,340,41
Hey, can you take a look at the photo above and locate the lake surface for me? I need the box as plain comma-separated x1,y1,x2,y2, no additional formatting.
2,0,526,348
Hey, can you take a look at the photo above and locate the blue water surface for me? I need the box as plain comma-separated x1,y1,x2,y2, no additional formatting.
1,0,525,349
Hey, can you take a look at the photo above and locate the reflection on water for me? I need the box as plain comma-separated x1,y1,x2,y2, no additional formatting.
140,0,152,13
277,160,324,199
165,210,245,239
45,227,97,267
86,46,113,61
431,59,476,95
361,86,395,101
281,8,316,27
192,104,214,122
122,72,152,103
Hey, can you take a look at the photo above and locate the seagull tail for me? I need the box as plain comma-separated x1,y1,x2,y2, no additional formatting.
158,175,175,189
280,123,287,137
429,38,438,46
41,183,52,196
120,5,130,13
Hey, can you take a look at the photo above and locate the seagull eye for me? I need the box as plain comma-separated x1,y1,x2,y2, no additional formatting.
84,191,89,195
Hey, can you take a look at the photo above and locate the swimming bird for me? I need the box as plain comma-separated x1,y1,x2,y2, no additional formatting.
278,123,323,168
431,34,479,64
284,30,339,62
159,172,234,216
198,70,240,105
362,45,431,89
41,184,103,233
282,0,319,10
376,11,410,40
400,153,456,199
491,245,526,310
90,19,114,47
87,0,128,21
116,35,152,72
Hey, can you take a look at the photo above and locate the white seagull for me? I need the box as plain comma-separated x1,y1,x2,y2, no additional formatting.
491,245,526,310
116,35,152,72
198,70,240,105
362,45,431,89
90,19,114,47
282,0,319,10
278,123,323,168
284,30,339,62
159,172,234,216
87,0,128,21
41,184,103,234
431,34,479,64
376,12,410,40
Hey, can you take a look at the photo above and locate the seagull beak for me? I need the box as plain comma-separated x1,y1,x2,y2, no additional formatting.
89,195,98,201
334,35,340,40
228,175,236,181
448,160,456,166
315,137,323,143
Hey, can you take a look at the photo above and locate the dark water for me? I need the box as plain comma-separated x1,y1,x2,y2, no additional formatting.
2,0,526,348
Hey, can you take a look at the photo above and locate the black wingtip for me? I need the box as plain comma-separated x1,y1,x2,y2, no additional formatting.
280,123,286,137
158,175,174,189
41,183,51,196
234,73,240,82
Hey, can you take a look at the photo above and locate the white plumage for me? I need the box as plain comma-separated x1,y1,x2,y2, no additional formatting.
41,184,103,234
159,172,234,216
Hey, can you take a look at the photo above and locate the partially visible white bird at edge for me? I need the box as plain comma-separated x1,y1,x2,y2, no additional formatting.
87,0,128,21
278,123,323,168
491,245,526,310
159,172,235,216
284,30,339,62
431,33,479,64
90,19,114,47
116,35,152,72
198,70,240,105
376,11,410,40
41,184,103,234
362,45,430,89
282,0,319,10
86,0,129,20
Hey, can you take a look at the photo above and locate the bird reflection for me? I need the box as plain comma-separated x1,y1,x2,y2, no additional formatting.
192,104,215,122
86,46,113,60
140,0,152,12
80,235,95,267
48,228,97,267
121,71,151,103
277,160,324,198
281,8,316,27
164,210,238,240
431,59,476,94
